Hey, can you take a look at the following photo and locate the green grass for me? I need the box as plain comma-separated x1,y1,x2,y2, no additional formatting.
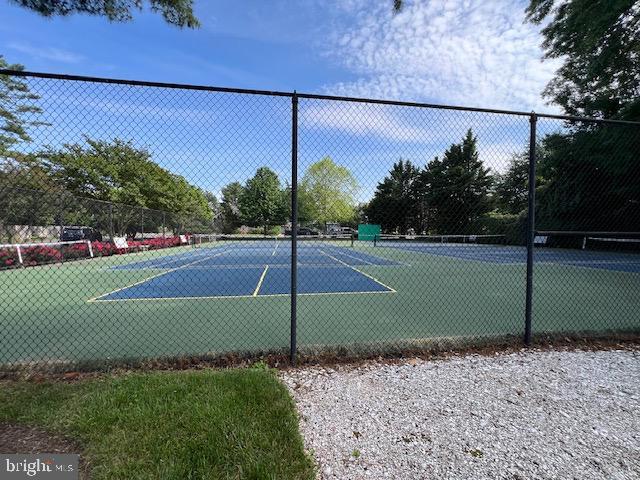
0,368,315,480
1,242,639,367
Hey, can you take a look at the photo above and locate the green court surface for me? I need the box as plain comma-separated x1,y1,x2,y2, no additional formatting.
1,241,639,367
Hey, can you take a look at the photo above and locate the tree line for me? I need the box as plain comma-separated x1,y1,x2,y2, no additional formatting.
365,122,639,241
0,55,215,240
219,157,359,235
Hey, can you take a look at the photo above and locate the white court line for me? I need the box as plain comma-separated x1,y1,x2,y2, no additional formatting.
88,249,229,302
335,249,413,267
319,250,396,293
113,247,223,270
253,265,269,297
90,289,394,302
336,250,375,265
272,241,279,256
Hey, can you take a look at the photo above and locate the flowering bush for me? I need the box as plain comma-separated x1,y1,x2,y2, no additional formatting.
0,248,20,269
21,245,63,266
0,235,189,270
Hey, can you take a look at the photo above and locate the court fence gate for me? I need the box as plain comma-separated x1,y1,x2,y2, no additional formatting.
1,69,639,371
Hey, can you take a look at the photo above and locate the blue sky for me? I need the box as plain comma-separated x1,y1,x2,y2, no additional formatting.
0,0,563,201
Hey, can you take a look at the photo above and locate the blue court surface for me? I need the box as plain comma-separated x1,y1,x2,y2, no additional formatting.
374,241,640,273
94,241,397,301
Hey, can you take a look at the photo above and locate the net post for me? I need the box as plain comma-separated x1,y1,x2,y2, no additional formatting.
290,91,299,366
524,112,537,346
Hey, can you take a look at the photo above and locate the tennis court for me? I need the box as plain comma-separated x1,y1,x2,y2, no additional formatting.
92,238,397,301
374,235,640,273
0,233,638,368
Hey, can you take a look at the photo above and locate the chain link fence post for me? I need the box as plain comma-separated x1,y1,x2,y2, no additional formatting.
525,112,537,346
290,91,299,366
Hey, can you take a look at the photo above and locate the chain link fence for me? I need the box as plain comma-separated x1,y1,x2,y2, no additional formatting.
0,69,638,372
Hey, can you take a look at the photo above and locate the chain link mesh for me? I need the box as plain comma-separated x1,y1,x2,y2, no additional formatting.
0,71,638,371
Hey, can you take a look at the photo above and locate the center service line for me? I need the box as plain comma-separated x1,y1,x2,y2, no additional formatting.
253,265,270,297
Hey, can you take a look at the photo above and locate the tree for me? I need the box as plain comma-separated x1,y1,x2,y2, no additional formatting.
239,167,287,236
525,0,639,119
421,130,493,234
536,126,640,232
37,138,212,236
523,1,640,234
494,153,530,215
0,56,46,156
220,181,243,234
298,157,358,229
9,0,200,28
365,160,420,234
201,191,222,232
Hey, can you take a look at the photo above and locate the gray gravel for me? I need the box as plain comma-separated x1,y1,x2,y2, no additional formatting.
281,349,640,479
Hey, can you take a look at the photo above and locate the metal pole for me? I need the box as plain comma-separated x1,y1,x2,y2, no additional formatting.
290,92,299,366
162,212,166,238
524,112,537,346
59,199,64,241
109,203,114,240
140,208,144,241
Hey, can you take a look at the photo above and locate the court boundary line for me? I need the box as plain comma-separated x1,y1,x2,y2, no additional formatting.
340,249,412,267
87,249,230,302
335,250,374,265
111,261,410,270
89,289,395,303
319,250,397,293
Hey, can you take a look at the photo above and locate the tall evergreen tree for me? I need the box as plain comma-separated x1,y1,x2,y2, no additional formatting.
421,130,493,234
494,153,530,215
0,56,46,156
365,160,420,234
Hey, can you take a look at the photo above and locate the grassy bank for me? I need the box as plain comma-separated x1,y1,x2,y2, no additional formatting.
0,367,314,479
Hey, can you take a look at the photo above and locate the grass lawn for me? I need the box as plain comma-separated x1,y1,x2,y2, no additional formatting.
0,367,315,480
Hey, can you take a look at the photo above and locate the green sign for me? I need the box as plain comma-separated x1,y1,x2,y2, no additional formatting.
358,224,381,241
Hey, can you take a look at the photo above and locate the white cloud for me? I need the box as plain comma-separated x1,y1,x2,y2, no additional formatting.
301,101,439,143
320,0,562,113
7,41,85,64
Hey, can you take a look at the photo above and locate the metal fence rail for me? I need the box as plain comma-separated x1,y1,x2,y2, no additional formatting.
0,69,639,371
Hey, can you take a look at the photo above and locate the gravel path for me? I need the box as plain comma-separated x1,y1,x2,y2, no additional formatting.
281,349,640,479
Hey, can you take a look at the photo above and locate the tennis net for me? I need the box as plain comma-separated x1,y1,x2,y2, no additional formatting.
535,231,640,252
0,240,94,269
211,234,355,248
373,234,507,248
191,234,217,247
